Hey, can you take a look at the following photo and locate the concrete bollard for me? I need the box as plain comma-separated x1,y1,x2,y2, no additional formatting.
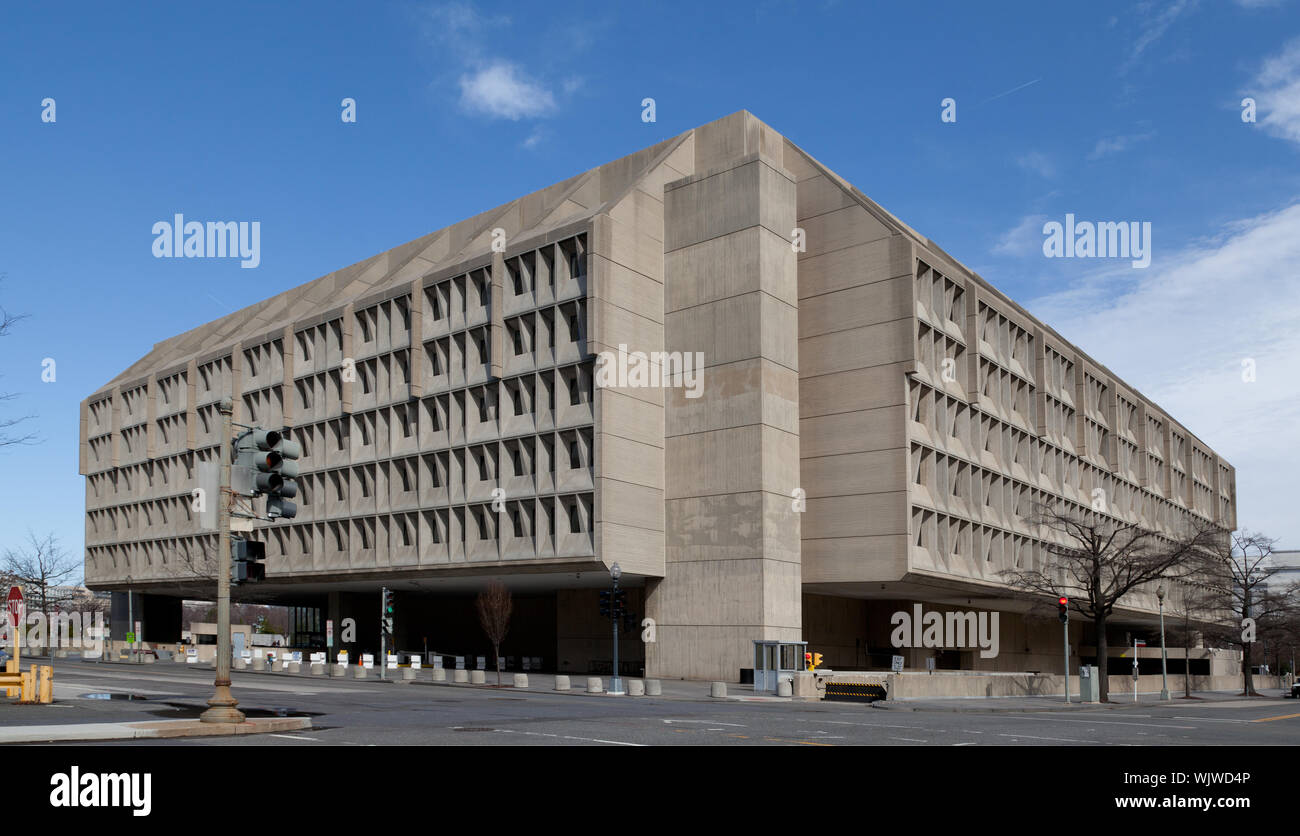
644,679,662,696
253,657,268,672
453,669,469,683
310,663,325,676
333,664,347,677
272,660,285,672
353,665,368,679
470,670,486,685
287,662,301,674
586,677,603,694
403,668,418,681
628,679,645,696
512,673,528,688
711,681,727,698
777,679,793,697
431,668,447,682
233,658,247,671
555,675,571,691
55,649,69,659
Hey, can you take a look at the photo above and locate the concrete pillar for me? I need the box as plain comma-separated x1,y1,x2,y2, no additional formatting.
650,118,803,682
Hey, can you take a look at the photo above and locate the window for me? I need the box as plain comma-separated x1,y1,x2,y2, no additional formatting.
512,387,524,416
569,440,580,470
511,324,524,356
511,507,523,538
513,448,523,476
478,393,489,423
567,313,580,342
568,503,581,533
569,374,580,406
478,336,488,363
570,252,583,279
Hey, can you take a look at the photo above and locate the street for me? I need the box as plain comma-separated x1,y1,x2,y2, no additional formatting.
10,659,1300,746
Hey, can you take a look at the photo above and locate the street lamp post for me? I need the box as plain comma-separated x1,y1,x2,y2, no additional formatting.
609,563,624,696
125,575,133,663
1157,585,1169,701
201,397,244,724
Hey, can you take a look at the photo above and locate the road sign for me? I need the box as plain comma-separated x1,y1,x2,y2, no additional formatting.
1135,639,1147,647
891,655,905,673
125,632,136,643
6,587,22,628
326,619,333,647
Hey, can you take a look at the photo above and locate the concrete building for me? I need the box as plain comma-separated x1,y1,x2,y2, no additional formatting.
81,111,1236,681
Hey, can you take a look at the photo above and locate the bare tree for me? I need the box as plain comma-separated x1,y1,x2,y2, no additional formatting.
1164,580,1221,699
1193,529,1299,697
1001,502,1222,702
0,277,37,447
476,580,513,685
3,532,80,653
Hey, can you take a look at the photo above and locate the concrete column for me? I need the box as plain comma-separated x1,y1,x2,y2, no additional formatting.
649,122,802,682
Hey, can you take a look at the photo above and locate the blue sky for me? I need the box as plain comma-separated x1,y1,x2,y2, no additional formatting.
1,0,1298,578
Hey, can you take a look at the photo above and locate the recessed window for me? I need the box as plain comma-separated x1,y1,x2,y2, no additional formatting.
568,503,581,533
569,440,580,470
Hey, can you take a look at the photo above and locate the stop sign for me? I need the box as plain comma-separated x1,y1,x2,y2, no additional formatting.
6,587,22,627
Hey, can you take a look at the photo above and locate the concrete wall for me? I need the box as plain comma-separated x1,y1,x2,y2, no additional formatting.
648,113,803,681
882,671,1282,700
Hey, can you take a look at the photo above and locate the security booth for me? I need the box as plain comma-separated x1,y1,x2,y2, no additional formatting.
752,640,807,693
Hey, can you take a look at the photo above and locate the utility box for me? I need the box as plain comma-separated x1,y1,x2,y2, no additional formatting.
1079,665,1100,703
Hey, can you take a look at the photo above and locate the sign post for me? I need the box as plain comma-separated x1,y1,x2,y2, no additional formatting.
326,619,333,678
6,587,22,675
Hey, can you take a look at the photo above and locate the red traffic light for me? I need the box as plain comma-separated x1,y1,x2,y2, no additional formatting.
1058,596,1068,606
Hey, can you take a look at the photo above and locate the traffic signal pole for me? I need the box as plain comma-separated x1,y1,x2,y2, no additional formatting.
379,587,387,680
201,397,244,724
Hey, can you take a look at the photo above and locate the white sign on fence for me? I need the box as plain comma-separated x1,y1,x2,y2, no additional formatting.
386,654,398,669
338,650,349,667
411,657,421,670
362,653,374,669
476,656,486,670
310,652,326,664
891,655,905,673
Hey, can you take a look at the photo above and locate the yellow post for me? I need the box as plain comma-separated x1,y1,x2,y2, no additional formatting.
38,666,53,704
19,669,33,704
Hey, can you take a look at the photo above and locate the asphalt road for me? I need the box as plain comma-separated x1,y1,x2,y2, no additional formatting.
12,659,1300,746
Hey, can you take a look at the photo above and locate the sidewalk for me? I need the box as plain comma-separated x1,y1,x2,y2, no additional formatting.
873,689,1289,713
0,716,311,744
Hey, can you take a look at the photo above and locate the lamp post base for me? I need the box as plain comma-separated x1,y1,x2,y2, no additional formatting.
1160,688,1170,700
200,683,245,724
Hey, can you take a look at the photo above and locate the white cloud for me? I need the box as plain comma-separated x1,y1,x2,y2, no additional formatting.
1087,131,1156,160
991,214,1048,258
1024,202,1300,545
1249,37,1300,145
458,61,557,120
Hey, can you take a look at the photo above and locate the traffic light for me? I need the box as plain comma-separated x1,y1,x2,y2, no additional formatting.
232,537,265,583
612,589,627,619
599,590,611,618
261,431,300,520
1058,596,1069,623
805,651,812,670
810,652,823,672
382,588,395,634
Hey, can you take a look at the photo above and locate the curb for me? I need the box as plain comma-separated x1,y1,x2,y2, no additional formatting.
0,716,312,744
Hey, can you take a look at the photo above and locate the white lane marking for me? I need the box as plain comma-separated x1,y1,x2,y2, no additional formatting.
268,734,320,741
999,715,1196,730
661,719,746,727
493,729,644,746
997,733,1089,743
889,737,928,743
824,720,925,730
1170,716,1251,723
952,741,977,746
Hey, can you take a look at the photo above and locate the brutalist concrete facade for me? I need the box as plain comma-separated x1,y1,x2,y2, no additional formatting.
81,112,1235,680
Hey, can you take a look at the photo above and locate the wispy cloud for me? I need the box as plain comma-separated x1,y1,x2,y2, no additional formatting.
1120,0,1196,75
1026,201,1300,544
991,214,1048,258
1086,131,1156,160
1249,37,1300,145
1016,151,1056,179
